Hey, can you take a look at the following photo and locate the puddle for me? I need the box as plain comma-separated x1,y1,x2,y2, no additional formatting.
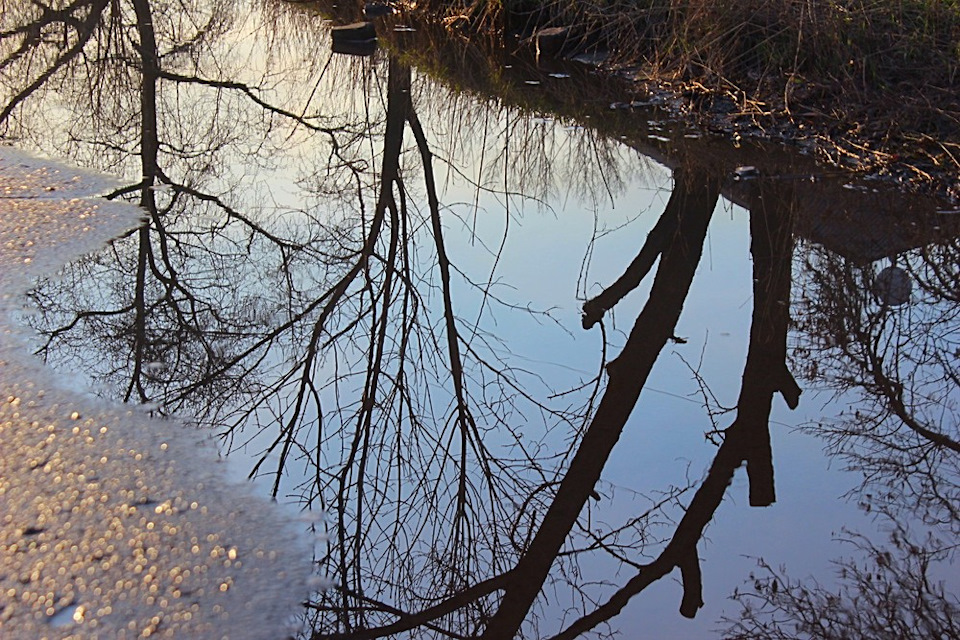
1,1,957,638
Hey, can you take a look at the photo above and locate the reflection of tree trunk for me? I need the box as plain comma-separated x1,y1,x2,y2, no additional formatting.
133,0,160,186
328,57,411,634
581,184,691,329
481,169,720,639
739,185,800,506
548,413,765,638
126,0,161,403
311,58,509,640
547,184,802,640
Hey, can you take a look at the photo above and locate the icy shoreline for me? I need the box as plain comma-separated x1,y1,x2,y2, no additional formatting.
0,147,311,639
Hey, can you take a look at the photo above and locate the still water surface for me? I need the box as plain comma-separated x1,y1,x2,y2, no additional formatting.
1,0,957,638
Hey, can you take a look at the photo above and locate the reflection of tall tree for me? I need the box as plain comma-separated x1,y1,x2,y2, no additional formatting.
7,5,618,627
8,13,815,623
129,0,161,402
481,169,721,638
719,209,960,638
314,167,808,638
298,56,598,638
7,6,635,635
6,0,342,417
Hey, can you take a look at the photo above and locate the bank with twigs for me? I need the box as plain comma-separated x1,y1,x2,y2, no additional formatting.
414,0,960,199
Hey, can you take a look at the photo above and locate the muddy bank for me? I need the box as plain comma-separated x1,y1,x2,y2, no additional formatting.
296,0,960,202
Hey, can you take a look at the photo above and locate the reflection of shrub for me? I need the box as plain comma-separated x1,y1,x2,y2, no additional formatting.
430,0,959,90
721,524,960,640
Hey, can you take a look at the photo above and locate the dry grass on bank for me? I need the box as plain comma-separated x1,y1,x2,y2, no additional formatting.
426,0,960,195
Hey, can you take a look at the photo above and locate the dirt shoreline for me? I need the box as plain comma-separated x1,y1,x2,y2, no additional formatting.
295,0,959,202
517,44,960,203
381,2,960,204
617,72,960,204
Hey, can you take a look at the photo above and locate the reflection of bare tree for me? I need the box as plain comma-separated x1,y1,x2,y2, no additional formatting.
721,518,959,640
480,169,722,638
12,0,336,423
717,212,960,639
792,238,960,532
290,56,659,639
525,177,799,640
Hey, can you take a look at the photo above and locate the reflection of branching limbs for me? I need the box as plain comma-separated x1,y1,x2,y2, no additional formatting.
342,187,404,617
581,181,688,330
159,175,312,256
561,485,691,570
0,0,110,123
409,109,510,584
155,69,341,140
479,172,720,639
248,147,398,496
181,57,410,425
677,349,737,444
546,192,802,638
307,587,474,640
33,304,135,357
863,344,960,454
248,180,392,494
546,423,756,639
314,571,513,640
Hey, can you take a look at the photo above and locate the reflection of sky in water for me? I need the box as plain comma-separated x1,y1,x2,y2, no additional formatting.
18,104,911,636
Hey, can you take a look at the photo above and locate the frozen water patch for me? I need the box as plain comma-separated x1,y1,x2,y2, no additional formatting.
0,147,312,639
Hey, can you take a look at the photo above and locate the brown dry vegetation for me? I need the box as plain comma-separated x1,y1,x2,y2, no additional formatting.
414,0,960,198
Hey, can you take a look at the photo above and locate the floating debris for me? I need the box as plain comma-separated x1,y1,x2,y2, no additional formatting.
331,22,377,56
610,100,653,110
874,265,912,306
